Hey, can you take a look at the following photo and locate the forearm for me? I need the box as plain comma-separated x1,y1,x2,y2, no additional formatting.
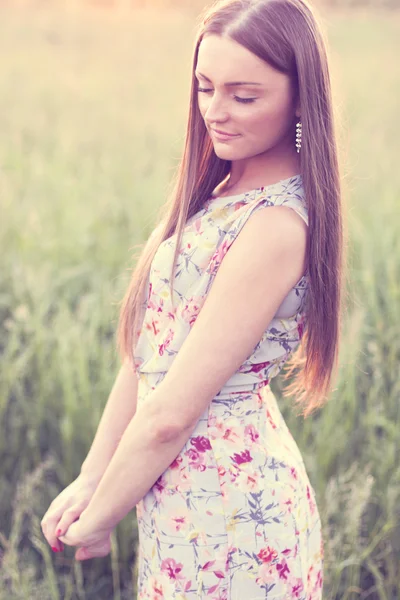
80,358,139,487
81,386,194,532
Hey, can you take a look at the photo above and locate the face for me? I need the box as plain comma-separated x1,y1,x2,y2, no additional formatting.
195,34,300,161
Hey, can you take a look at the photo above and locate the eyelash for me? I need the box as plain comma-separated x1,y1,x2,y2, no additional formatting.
197,87,256,104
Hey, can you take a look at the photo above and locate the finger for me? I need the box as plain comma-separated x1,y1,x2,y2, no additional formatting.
75,547,91,561
57,533,70,545
75,541,111,561
58,522,78,546
41,508,66,552
55,507,81,539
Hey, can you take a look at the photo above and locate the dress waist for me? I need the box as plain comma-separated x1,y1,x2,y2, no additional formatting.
136,369,272,400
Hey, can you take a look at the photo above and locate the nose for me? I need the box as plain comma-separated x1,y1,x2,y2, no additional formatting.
203,91,230,125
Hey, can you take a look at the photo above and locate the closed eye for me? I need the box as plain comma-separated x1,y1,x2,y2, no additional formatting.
197,87,256,104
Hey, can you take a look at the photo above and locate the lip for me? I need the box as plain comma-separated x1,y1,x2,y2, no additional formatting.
211,129,238,137
211,128,240,141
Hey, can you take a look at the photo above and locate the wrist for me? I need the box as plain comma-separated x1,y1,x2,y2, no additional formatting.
80,501,116,536
78,467,104,490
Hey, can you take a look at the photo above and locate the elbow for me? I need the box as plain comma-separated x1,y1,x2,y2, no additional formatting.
155,421,190,444
145,385,197,443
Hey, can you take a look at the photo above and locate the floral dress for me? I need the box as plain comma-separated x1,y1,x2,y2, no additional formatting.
133,174,324,599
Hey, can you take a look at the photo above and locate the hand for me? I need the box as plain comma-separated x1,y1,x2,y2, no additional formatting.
58,510,113,561
41,473,99,556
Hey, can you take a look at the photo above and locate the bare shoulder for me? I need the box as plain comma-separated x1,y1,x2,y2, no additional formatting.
245,203,307,238
228,204,308,286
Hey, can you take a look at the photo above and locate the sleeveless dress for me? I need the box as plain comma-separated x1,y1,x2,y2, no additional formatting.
133,174,324,600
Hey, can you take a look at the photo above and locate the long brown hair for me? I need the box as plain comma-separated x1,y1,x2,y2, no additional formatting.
116,0,347,418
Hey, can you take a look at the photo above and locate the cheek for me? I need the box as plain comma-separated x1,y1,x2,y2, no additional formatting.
197,95,212,114
242,107,271,131
245,103,292,142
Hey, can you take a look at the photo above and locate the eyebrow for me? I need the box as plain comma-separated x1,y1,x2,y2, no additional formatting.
195,71,263,87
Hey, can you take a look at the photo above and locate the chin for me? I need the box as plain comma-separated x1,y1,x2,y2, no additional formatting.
213,144,239,155
214,147,247,161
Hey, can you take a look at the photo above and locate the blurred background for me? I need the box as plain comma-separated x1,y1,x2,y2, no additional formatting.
0,0,399,598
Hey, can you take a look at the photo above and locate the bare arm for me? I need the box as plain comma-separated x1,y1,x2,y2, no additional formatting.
79,358,139,487
64,205,308,535
79,224,161,487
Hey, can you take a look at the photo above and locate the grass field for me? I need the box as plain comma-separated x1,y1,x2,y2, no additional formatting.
0,4,399,599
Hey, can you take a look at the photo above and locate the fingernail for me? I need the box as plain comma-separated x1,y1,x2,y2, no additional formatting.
52,546,60,553
56,528,62,536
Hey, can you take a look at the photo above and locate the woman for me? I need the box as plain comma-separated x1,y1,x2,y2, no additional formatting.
41,0,345,598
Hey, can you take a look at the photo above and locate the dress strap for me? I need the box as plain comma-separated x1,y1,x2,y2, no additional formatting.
274,193,309,226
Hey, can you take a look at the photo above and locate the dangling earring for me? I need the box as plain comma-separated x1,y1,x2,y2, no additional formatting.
296,119,302,153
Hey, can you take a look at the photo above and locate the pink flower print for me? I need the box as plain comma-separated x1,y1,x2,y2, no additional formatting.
208,414,244,445
167,507,190,535
256,561,277,585
248,361,271,374
316,568,323,589
213,545,230,572
153,474,168,502
166,310,176,321
307,564,315,589
207,239,231,276
147,281,153,303
266,408,278,430
211,587,228,600
168,467,193,493
306,485,316,516
217,464,226,478
201,559,216,571
290,466,299,481
226,464,240,485
233,199,248,210
172,515,187,533
145,318,161,336
220,480,231,501
278,488,294,515
181,295,204,327
186,448,199,461
147,292,163,312
135,500,143,519
191,435,212,453
289,576,305,598
161,557,185,582
193,217,202,233
158,328,174,356
213,571,225,579
209,416,242,446
276,558,291,581
147,572,176,599
257,546,278,564
207,417,226,440
170,455,183,469
200,558,227,597
222,425,241,445
235,468,260,492
185,447,206,471
244,424,259,444
231,449,253,465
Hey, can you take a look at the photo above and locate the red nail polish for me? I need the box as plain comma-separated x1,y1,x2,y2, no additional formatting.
52,546,59,552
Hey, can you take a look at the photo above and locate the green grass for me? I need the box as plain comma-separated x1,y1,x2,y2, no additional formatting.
0,4,399,598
